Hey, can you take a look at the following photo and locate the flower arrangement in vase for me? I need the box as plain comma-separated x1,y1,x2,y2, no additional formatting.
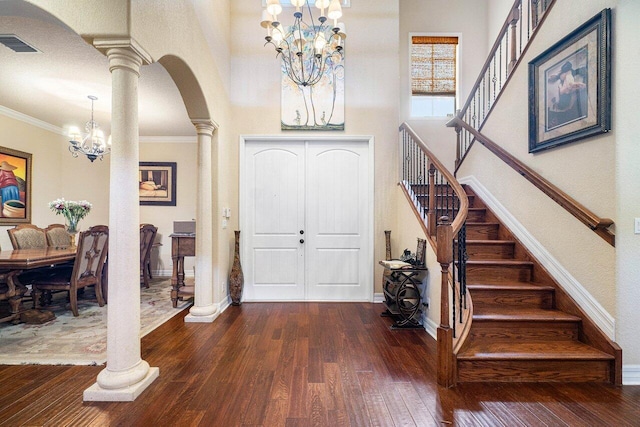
49,198,92,245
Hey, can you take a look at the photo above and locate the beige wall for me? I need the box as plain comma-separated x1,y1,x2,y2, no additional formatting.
0,112,200,278
399,0,496,171
459,0,616,314
394,187,441,333
18,0,235,303
615,0,640,369
0,114,112,249
0,114,65,250
453,0,640,373
139,141,198,276
230,0,400,294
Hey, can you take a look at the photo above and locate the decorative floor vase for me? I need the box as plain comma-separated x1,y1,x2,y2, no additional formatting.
229,230,244,306
383,230,392,288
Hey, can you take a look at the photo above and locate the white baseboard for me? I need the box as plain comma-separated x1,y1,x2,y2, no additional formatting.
623,365,640,385
373,293,384,303
459,175,616,340
423,316,438,340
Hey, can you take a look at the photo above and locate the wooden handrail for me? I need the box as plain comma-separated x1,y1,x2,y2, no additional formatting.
447,117,615,246
454,0,556,171
458,0,556,121
457,0,519,116
399,123,469,233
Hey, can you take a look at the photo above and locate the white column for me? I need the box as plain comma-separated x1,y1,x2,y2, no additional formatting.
185,120,219,323
84,40,158,402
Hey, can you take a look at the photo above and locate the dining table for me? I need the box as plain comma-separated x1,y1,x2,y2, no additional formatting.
0,246,77,324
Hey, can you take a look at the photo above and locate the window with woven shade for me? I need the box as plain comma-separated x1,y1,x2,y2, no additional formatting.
410,35,458,117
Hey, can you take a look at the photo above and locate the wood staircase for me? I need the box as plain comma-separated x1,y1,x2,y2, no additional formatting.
454,185,620,383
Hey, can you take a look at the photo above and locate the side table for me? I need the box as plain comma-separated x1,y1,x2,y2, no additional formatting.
379,261,427,329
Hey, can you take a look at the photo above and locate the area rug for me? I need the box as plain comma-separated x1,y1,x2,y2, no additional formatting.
0,278,191,366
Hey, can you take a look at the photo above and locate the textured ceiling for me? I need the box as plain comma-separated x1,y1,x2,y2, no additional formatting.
0,1,195,138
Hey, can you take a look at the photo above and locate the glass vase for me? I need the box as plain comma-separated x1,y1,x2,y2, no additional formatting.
65,218,79,247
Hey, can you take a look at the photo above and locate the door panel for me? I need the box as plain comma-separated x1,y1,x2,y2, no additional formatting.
306,141,370,301
244,142,305,300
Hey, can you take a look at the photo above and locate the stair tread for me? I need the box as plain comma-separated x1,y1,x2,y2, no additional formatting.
473,307,581,322
467,281,554,291
467,259,534,266
458,340,614,360
466,239,515,244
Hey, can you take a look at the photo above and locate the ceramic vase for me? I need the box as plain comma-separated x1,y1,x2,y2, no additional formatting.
383,230,392,288
229,230,244,306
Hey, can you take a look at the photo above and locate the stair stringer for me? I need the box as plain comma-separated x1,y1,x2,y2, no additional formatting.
458,175,615,339
459,174,621,384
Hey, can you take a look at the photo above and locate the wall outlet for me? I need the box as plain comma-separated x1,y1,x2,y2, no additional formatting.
635,218,640,234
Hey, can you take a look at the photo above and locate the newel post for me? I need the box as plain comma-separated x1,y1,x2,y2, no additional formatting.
436,220,455,388
508,1,521,73
427,162,437,236
454,123,462,171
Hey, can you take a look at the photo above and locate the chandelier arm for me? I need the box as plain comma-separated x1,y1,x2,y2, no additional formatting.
262,1,343,89
280,38,306,86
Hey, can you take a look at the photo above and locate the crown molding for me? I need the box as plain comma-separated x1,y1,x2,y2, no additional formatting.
0,105,65,135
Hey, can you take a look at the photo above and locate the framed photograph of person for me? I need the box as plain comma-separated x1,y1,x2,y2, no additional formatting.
528,9,611,153
139,162,177,206
0,146,32,225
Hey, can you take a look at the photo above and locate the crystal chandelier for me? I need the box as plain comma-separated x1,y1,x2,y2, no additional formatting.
261,0,346,87
68,95,111,162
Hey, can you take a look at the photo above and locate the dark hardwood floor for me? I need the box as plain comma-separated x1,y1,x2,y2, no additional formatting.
0,302,639,426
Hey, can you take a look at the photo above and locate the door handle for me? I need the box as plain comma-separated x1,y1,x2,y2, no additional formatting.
300,239,305,244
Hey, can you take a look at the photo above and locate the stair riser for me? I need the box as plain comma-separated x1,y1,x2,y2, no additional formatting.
466,265,532,282
466,224,499,240
457,360,612,383
468,321,579,341
466,210,486,222
470,289,552,308
463,243,515,260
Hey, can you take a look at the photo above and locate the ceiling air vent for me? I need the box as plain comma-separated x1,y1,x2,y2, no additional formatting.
0,34,39,53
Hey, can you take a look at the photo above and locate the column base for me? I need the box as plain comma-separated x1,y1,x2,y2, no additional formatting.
185,303,219,323
83,367,159,402
184,310,219,323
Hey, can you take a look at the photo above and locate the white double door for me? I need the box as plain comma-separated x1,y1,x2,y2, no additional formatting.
242,138,372,301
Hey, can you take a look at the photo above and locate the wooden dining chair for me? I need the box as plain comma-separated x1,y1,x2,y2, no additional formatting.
7,224,47,249
31,225,109,317
45,223,72,248
140,224,158,288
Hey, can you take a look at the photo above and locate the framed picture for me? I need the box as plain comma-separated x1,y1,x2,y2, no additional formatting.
528,9,611,153
139,162,177,206
281,45,345,131
0,146,32,225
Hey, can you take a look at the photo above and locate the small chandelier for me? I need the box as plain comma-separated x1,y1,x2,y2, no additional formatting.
68,95,110,162
261,0,346,87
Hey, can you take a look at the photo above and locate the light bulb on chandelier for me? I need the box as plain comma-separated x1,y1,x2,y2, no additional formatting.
68,95,111,162
261,0,346,87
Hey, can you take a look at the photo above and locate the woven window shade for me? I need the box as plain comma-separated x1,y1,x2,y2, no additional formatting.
411,36,458,96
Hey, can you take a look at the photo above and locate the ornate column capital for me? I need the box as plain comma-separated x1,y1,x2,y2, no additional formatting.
93,38,152,75
192,119,218,137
